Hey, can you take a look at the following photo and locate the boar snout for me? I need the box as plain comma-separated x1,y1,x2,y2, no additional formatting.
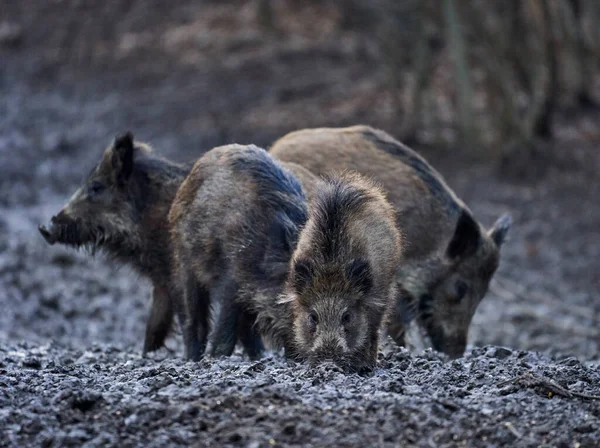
432,333,467,360
38,224,56,245
445,340,467,360
38,210,82,246
311,336,346,363
38,211,68,245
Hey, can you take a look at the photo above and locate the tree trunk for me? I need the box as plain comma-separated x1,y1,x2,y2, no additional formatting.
400,2,432,144
443,0,477,152
533,0,558,139
568,0,598,108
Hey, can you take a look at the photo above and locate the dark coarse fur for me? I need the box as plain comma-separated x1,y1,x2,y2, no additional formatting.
38,132,191,355
270,125,512,359
280,172,401,372
169,144,313,361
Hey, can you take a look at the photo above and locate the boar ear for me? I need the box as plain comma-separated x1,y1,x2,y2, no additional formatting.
292,258,314,293
111,132,135,183
446,210,481,260
345,258,372,295
488,213,512,247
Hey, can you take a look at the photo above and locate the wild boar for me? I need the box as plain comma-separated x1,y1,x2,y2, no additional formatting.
280,172,401,371
270,125,511,358
38,132,190,355
168,144,313,361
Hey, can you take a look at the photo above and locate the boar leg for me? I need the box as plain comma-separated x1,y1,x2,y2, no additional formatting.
386,311,406,347
236,310,264,360
355,328,380,373
206,275,239,358
368,330,380,367
142,285,174,355
183,274,210,361
387,289,412,347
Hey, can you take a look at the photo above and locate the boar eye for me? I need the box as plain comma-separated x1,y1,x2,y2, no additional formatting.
308,311,318,326
454,280,468,303
88,182,106,197
341,311,351,325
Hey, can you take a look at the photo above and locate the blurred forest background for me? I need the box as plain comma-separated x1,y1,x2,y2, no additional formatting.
2,0,599,172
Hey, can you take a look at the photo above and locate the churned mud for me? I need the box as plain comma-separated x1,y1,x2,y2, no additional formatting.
1,1,598,446
2,343,599,447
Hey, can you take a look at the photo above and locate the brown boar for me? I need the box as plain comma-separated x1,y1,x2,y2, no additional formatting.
38,132,190,355
169,144,312,361
279,172,402,372
270,125,511,358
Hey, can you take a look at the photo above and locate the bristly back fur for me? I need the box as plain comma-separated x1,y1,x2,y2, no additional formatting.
359,128,460,215
309,172,375,261
228,145,308,225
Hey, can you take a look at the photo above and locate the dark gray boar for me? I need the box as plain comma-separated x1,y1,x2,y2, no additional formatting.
270,125,511,358
38,132,189,355
280,172,402,372
168,144,313,361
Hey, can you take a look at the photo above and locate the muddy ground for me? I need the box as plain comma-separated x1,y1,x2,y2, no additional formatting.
0,1,599,447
